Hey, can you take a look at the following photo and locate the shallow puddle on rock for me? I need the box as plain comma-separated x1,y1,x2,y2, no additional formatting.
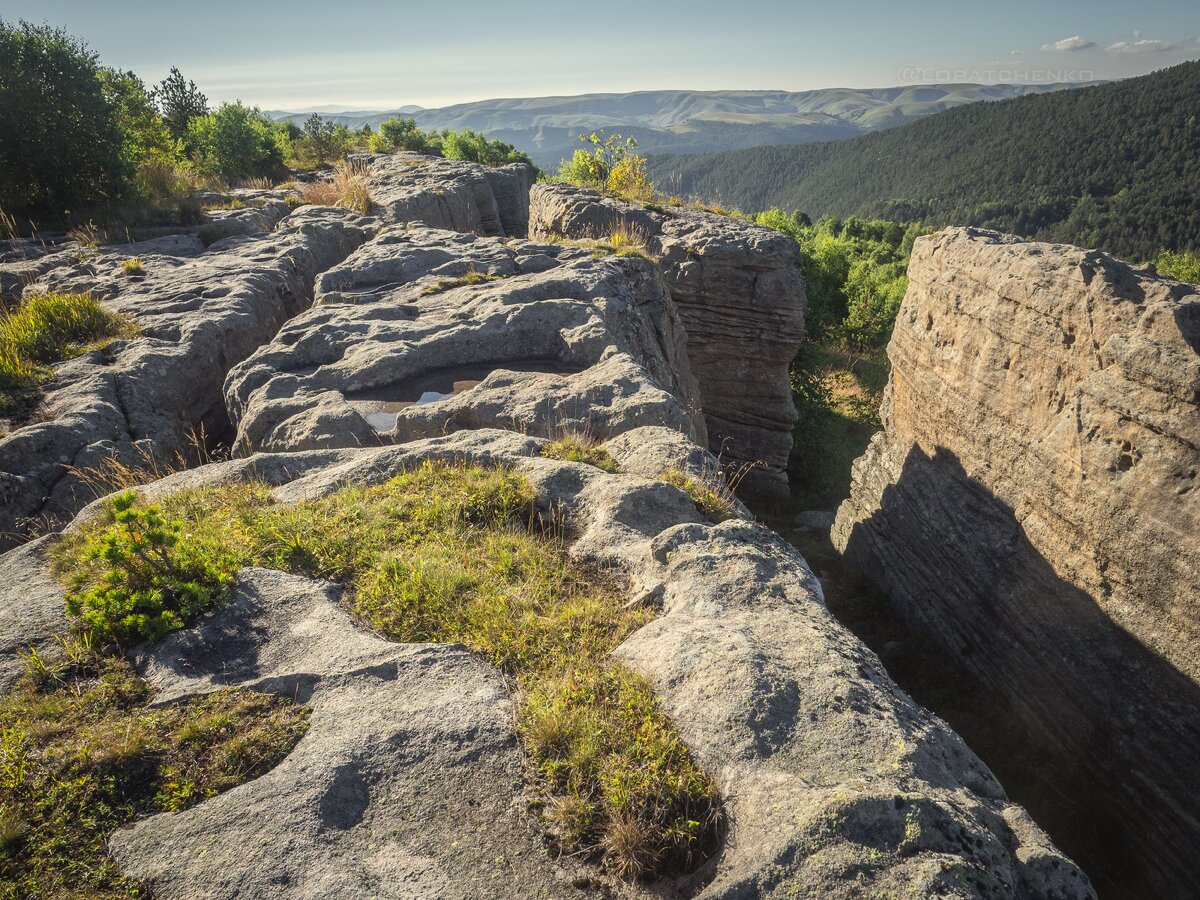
345,360,578,432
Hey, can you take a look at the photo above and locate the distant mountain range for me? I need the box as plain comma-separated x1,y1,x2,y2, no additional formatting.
644,62,1200,260
266,84,1094,167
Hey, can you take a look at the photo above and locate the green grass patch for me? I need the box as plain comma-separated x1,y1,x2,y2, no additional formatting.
0,293,135,417
119,258,144,276
541,434,619,473
0,649,308,899
420,269,502,296
657,468,735,523
53,461,722,879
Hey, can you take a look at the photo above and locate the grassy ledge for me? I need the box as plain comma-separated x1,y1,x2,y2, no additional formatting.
50,461,723,880
0,650,309,898
657,468,735,523
0,293,136,418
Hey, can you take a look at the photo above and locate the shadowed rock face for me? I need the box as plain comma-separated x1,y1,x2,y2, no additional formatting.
833,227,1200,898
529,184,806,506
0,207,376,547
361,152,536,237
224,225,706,455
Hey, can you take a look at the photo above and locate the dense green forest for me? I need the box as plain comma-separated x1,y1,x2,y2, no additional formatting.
648,61,1200,261
0,20,531,230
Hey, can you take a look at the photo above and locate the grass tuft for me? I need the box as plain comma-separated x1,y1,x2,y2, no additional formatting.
541,433,619,473
420,268,501,296
0,293,136,416
52,461,722,880
300,160,371,214
658,468,735,523
119,257,144,276
0,652,308,898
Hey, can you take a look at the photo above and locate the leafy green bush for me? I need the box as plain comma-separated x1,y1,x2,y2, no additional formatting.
0,20,131,221
0,292,134,414
187,102,284,181
370,116,441,155
60,492,236,648
1156,249,1200,284
558,132,654,203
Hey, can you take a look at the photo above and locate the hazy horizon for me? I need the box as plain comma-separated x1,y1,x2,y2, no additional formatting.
3,0,1197,109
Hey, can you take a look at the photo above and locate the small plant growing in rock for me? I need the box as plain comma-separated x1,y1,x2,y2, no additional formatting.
119,257,144,276
541,433,619,473
658,467,735,522
59,491,236,648
558,131,656,205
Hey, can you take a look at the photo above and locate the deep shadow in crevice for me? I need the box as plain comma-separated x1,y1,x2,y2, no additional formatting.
828,444,1200,900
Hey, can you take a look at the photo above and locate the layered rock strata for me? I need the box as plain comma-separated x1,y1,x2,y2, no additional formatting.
225,225,705,455
833,227,1200,897
0,207,375,547
362,152,536,236
529,184,806,504
1,428,1093,898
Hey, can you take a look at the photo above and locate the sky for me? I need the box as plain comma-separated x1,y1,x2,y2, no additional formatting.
4,0,1199,110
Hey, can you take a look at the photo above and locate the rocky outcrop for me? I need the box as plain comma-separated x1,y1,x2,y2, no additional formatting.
833,227,1200,897
224,225,705,455
0,208,375,547
362,152,536,236
529,184,806,504
2,427,1092,898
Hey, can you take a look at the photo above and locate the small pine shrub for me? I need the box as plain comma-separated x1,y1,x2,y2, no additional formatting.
60,491,236,648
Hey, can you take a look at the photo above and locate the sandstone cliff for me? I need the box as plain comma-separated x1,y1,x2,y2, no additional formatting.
529,183,806,505
834,227,1200,897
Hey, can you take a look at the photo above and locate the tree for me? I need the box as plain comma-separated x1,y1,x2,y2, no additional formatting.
155,66,208,144
0,19,131,221
187,103,283,181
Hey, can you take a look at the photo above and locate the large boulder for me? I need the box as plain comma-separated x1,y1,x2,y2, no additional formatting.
3,428,1092,898
362,152,536,237
224,226,706,455
0,208,376,547
529,184,806,505
833,227,1200,897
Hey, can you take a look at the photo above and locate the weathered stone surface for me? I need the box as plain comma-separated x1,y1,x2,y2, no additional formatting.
833,227,1200,897
0,428,1083,897
0,536,67,691
0,208,376,548
530,184,806,505
225,226,706,455
110,567,600,900
362,152,536,237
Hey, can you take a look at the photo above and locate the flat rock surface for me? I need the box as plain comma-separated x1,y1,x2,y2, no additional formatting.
224,226,705,455
833,226,1200,896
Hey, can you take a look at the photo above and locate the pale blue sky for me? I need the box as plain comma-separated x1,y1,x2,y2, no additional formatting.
5,0,1199,109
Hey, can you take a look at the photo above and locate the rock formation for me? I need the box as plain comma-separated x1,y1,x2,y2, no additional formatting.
0,164,1098,897
362,152,536,236
834,227,1200,897
529,184,806,504
0,207,375,547
2,428,1093,898
225,225,704,455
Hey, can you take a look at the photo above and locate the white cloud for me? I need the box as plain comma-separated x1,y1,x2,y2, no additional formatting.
1009,49,1023,56
1105,38,1182,54
1041,35,1096,52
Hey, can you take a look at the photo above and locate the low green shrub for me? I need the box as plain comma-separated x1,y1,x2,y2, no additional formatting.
1155,249,1200,284
57,491,237,649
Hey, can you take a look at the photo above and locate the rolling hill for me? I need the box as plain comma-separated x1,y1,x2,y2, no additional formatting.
268,84,1089,168
646,62,1200,260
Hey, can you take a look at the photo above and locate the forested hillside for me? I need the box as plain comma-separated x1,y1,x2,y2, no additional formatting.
647,61,1200,259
